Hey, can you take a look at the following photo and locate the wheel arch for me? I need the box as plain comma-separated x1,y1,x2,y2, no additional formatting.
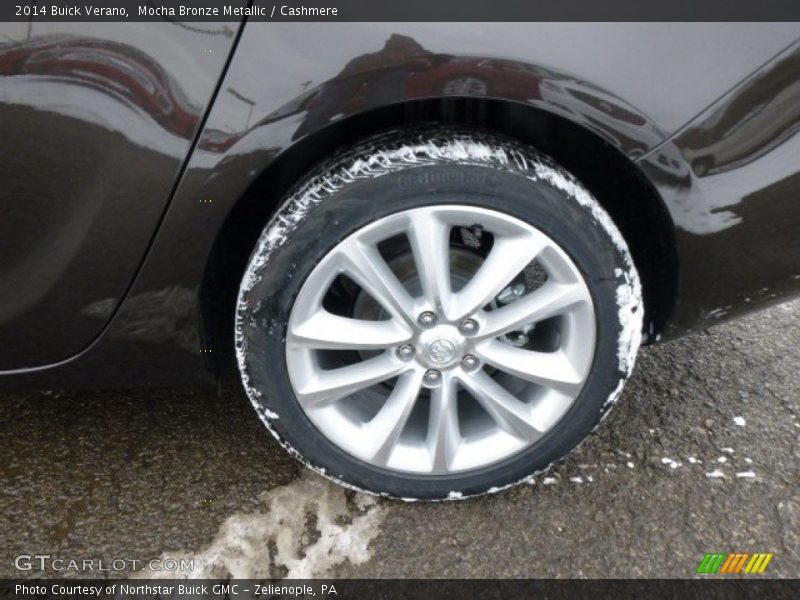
200,97,678,377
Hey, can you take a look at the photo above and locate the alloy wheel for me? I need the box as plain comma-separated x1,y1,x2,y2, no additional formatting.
286,205,595,475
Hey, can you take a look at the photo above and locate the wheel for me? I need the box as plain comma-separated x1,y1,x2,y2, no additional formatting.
235,128,643,500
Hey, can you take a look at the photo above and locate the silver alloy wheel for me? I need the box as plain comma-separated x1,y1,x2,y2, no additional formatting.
286,205,595,475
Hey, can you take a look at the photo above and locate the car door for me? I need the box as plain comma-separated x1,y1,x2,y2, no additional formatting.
0,20,242,370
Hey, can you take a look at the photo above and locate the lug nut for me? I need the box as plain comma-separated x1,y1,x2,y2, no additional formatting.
417,311,437,328
423,369,442,386
461,355,479,371
496,283,526,305
397,344,415,360
508,332,529,347
459,318,478,335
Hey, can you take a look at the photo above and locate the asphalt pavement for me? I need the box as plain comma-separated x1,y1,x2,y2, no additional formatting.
1,301,797,579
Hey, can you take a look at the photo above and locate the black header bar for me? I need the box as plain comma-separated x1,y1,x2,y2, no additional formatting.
3,0,800,22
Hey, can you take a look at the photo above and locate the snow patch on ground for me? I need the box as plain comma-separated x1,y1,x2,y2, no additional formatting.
133,472,386,579
733,416,746,427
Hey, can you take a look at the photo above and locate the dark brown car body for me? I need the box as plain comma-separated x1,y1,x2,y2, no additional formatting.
1,22,799,389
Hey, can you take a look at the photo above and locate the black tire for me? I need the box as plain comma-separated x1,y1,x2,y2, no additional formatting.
235,128,643,500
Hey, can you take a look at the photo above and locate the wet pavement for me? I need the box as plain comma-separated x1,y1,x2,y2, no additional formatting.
1,301,798,579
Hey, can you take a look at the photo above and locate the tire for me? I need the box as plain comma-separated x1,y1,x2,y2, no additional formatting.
235,128,643,500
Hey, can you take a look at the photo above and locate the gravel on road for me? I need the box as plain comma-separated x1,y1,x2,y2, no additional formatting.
1,301,797,578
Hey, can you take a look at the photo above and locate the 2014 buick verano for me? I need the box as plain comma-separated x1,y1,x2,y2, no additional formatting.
2,22,799,499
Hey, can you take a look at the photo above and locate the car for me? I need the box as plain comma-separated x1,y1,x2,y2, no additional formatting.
2,22,799,500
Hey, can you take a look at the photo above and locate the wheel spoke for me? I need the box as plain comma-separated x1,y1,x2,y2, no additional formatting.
474,339,584,396
447,232,547,321
478,282,588,339
407,210,452,312
289,309,412,350
458,370,543,442
364,371,424,465
427,373,460,473
335,241,417,325
296,352,407,408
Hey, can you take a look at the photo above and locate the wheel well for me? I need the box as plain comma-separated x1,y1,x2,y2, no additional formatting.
202,97,677,377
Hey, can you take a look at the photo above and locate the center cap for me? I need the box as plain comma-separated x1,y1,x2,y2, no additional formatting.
426,338,458,365
418,326,465,369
